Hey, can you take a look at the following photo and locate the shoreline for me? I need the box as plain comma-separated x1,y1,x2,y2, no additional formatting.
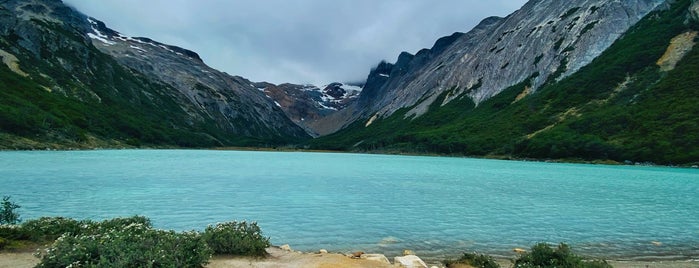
2,246,698,268
3,145,697,168
209,146,699,169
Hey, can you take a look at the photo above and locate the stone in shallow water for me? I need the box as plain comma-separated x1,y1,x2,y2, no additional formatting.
394,255,427,268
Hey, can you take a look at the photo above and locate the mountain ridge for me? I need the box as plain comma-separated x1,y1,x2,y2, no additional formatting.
0,0,309,149
310,0,699,165
310,0,667,136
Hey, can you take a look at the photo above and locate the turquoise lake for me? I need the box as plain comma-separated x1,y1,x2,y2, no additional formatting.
1,150,698,260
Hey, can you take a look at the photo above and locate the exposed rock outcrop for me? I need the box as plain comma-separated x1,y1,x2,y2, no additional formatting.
657,31,698,71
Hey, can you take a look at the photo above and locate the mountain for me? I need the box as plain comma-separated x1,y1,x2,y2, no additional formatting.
312,0,668,135
0,0,309,149
311,0,699,165
254,82,361,136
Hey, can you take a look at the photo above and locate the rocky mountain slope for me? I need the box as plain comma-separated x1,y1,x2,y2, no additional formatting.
255,82,361,136
313,0,667,135
0,0,308,148
311,0,699,165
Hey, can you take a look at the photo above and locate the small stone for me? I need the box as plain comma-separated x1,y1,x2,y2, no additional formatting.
651,241,663,246
394,255,428,268
352,251,365,258
513,248,527,254
360,253,391,264
319,249,328,254
403,249,415,256
280,244,292,251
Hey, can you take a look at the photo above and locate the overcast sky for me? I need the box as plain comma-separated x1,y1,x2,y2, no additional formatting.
63,0,527,85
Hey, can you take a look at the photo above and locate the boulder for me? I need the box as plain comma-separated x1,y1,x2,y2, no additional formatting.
280,244,292,251
394,255,428,268
319,249,328,254
360,254,391,265
402,249,415,256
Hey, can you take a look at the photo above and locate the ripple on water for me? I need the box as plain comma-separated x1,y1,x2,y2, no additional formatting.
1,150,698,260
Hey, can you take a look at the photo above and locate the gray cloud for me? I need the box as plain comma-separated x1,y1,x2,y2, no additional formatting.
64,0,527,85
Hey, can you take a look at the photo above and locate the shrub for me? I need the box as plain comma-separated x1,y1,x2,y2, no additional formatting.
35,217,212,268
0,196,21,224
444,252,500,268
20,217,83,242
203,221,270,256
0,224,30,241
513,243,612,268
80,215,151,234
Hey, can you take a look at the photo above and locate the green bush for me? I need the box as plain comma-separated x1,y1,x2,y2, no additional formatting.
35,217,212,268
0,196,21,224
203,221,270,256
444,252,500,268
0,237,6,250
0,224,30,241
20,217,83,242
513,243,611,268
80,215,151,234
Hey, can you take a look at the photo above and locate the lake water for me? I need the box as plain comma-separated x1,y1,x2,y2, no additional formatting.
1,150,698,261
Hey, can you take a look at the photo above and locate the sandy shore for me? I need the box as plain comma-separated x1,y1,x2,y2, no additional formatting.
1,247,697,268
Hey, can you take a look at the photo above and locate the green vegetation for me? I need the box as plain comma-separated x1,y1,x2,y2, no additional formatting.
580,21,599,35
553,37,565,51
0,201,272,266
513,243,611,268
443,243,611,268
203,221,270,256
311,0,699,165
533,53,544,65
560,7,582,20
444,252,500,268
0,196,20,224
34,217,211,268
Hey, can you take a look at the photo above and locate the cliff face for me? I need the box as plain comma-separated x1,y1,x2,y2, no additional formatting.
0,0,308,148
315,0,666,135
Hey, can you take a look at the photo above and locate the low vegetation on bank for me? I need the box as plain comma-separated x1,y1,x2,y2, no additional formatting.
2,196,623,267
443,243,612,268
0,196,269,267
